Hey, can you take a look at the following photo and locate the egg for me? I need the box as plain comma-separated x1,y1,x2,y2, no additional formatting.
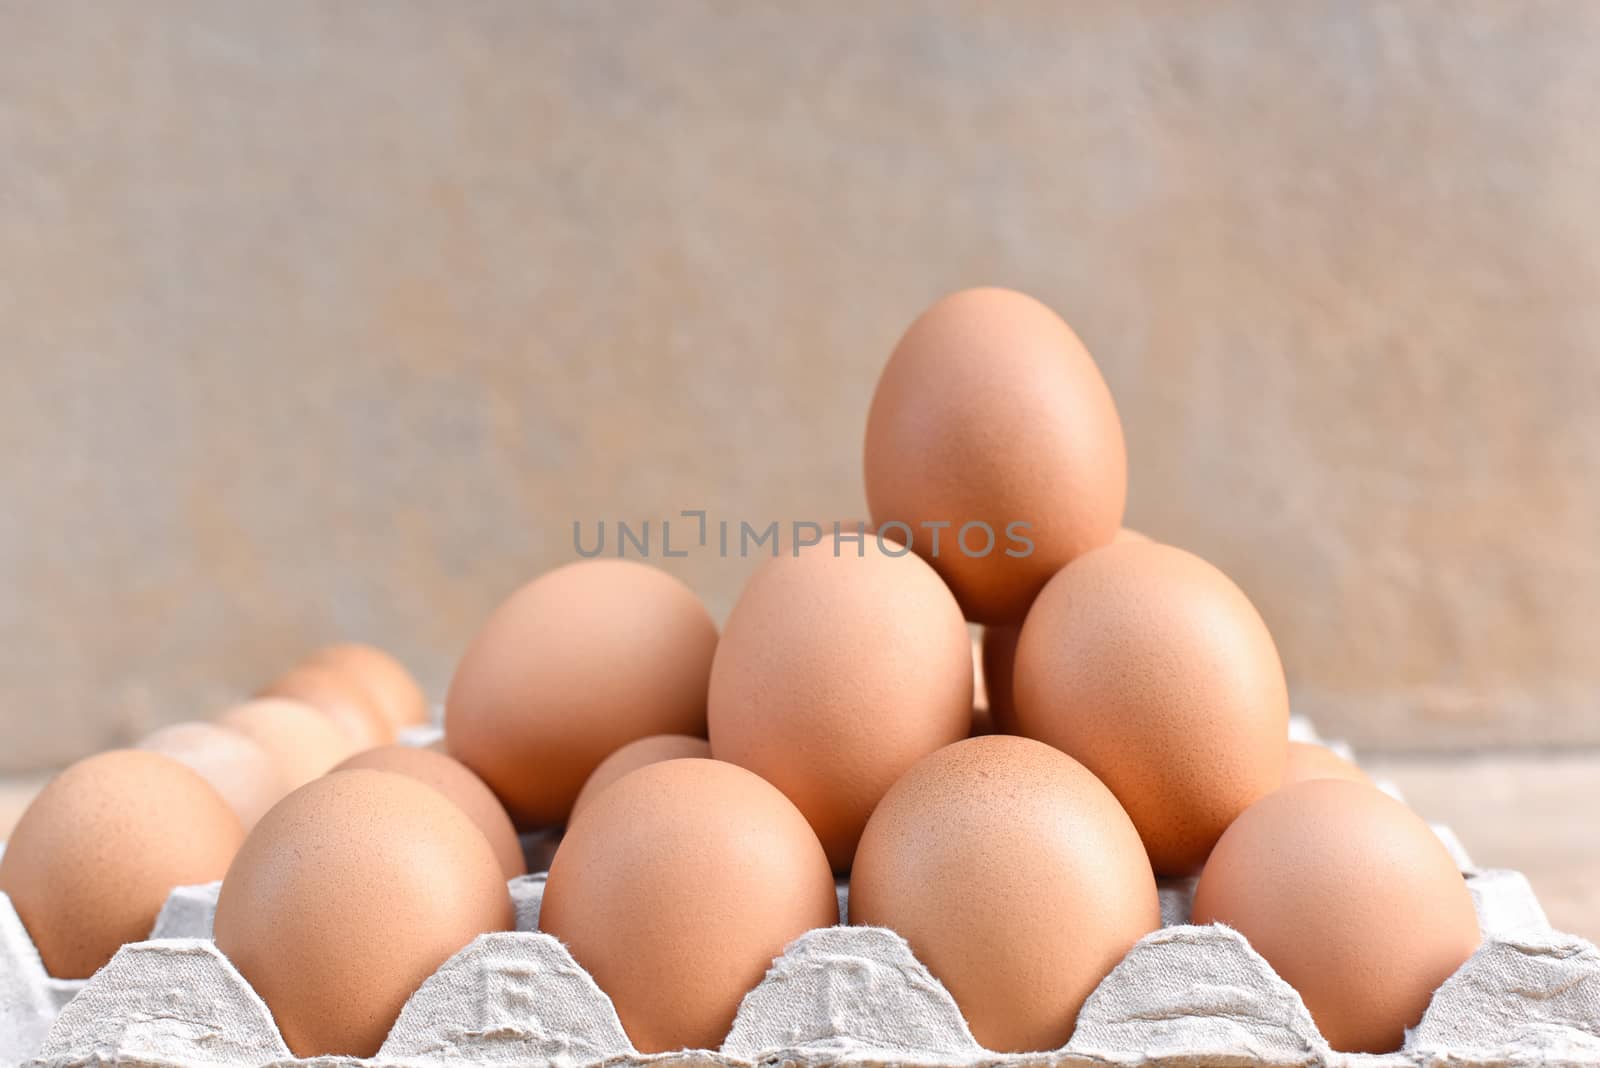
540,758,836,1052
569,733,711,822
863,287,1126,624
980,624,1020,734
216,698,356,788
0,750,244,978
332,745,524,879
1014,541,1289,874
707,540,972,870
213,769,513,1057
308,643,430,731
259,664,393,748
1192,780,1480,1052
1283,741,1370,786
447,560,717,828
851,736,1159,1051
137,720,288,831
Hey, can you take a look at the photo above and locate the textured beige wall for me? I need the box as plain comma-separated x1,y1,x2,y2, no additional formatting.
3,1,1599,771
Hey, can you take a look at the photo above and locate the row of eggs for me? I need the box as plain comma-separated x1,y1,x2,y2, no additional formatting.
2,288,1480,1059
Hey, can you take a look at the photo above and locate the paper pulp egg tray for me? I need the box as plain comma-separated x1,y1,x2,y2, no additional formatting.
4,717,1598,1068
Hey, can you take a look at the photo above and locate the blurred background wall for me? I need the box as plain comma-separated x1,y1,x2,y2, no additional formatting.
4,1,1599,774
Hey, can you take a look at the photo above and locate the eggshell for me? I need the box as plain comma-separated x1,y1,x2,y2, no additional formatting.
540,758,836,1052
1013,541,1289,875
707,541,972,870
863,287,1126,624
332,745,525,879
308,643,430,730
1191,779,1480,1053
1284,740,1371,786
213,769,513,1057
980,624,1020,734
0,750,244,978
259,664,393,748
446,560,717,828
216,698,357,789
137,720,288,831
569,733,711,821
851,736,1160,1052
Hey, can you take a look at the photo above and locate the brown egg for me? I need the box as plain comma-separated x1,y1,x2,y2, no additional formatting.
0,750,244,978
851,736,1159,1052
216,698,357,789
708,541,972,870
541,759,836,1052
309,643,430,731
1283,741,1371,786
1014,541,1289,875
259,664,393,748
569,734,711,821
981,624,1020,734
214,770,513,1057
863,287,1126,624
1192,780,1480,1053
332,745,524,879
137,721,288,831
447,560,717,828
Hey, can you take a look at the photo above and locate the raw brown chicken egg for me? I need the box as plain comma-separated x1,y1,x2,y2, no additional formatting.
447,559,718,828
137,720,288,831
259,664,393,748
214,769,513,1057
308,643,431,731
707,539,972,870
569,733,711,822
0,750,244,978
540,758,837,1052
1013,541,1290,875
216,698,356,788
851,736,1160,1052
332,745,524,879
863,287,1126,624
1192,779,1480,1053
1283,741,1371,786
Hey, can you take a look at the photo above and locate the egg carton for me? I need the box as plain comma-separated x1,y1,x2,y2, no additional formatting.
8,719,1600,1068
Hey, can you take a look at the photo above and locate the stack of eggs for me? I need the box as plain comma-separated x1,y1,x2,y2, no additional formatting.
0,288,1480,1059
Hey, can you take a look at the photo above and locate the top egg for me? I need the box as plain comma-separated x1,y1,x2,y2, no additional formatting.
864,287,1126,624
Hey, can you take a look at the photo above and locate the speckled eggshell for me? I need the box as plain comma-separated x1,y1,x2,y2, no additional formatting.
863,287,1126,624
213,770,513,1057
216,698,357,789
0,750,244,978
1191,779,1480,1053
540,758,837,1053
569,733,711,822
1013,541,1289,875
446,560,718,828
1283,741,1371,786
259,664,393,748
309,643,431,730
332,745,525,879
851,736,1160,1052
980,624,1020,734
707,540,972,870
138,720,289,831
